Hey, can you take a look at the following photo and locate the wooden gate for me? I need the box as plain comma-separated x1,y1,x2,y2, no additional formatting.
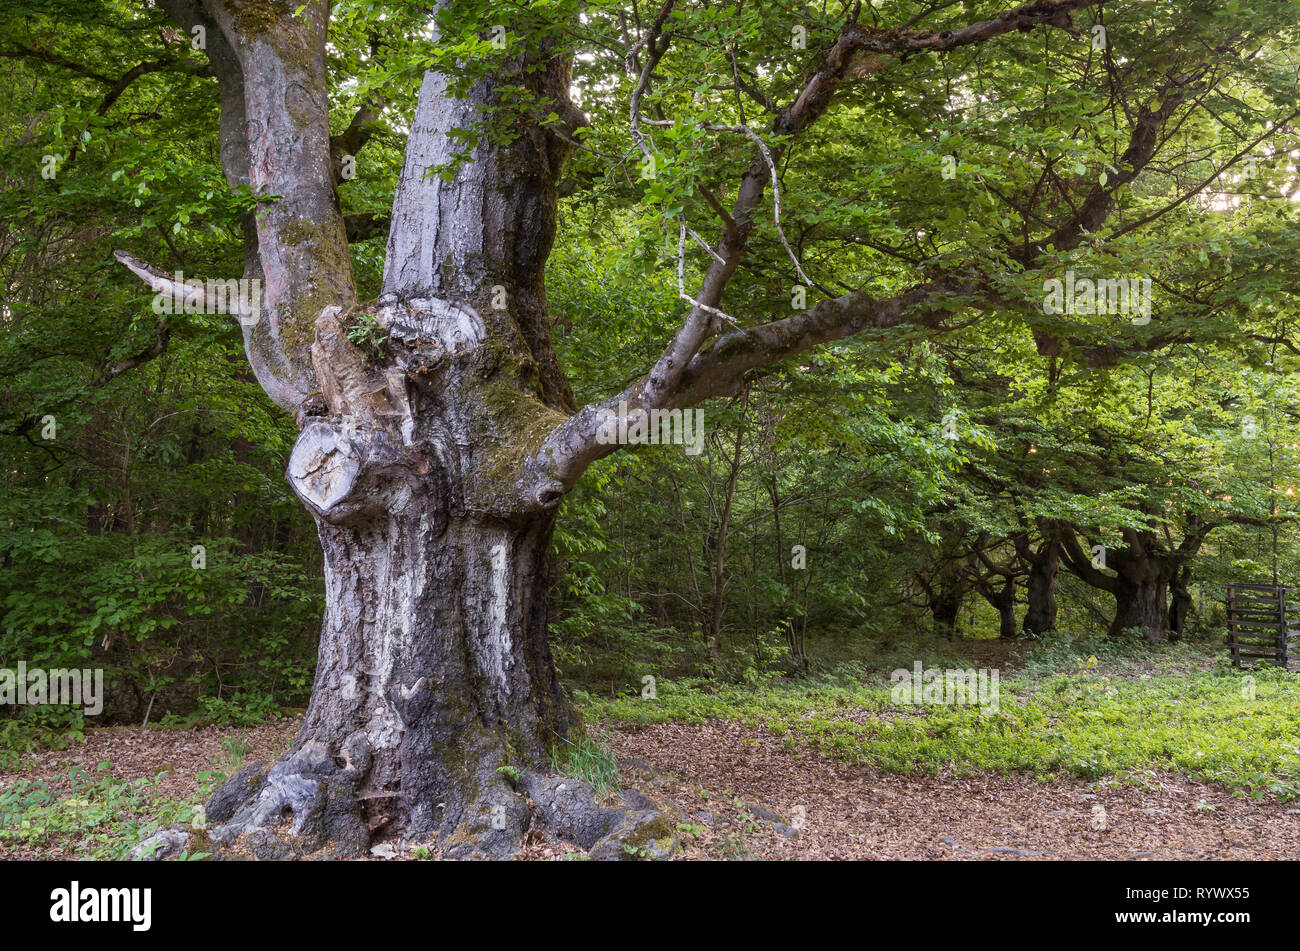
1226,583,1298,669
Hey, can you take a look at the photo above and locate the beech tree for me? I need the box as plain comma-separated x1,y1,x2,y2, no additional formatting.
88,0,1300,857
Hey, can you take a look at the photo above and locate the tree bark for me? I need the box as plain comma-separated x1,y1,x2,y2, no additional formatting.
1057,521,1218,646
1060,526,1173,644
985,578,1018,639
1016,527,1061,637
245,500,574,854
1168,566,1193,639
920,570,964,638
1109,570,1170,643
176,0,596,859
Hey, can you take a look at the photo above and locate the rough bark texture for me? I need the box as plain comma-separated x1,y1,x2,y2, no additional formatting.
159,0,354,411
1016,527,1061,637
173,0,628,859
209,497,575,857
1108,567,1170,644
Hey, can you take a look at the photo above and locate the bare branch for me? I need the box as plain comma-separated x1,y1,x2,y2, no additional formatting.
98,316,172,384
670,277,969,406
640,0,1109,413
111,249,305,414
112,250,253,320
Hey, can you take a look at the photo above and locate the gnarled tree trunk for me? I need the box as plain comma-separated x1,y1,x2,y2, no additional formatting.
124,0,605,859
1017,526,1061,637
113,0,1205,859
1108,568,1170,643
248,500,574,855
1058,524,1213,646
980,577,1018,640
241,57,584,855
918,565,965,638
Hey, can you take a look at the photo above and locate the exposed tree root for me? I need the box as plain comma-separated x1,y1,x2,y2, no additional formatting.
135,757,679,862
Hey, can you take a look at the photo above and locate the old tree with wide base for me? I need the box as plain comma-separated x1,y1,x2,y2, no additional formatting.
114,0,1276,857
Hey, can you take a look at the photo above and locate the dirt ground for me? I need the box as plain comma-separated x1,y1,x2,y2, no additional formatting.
4,716,1298,860
605,719,1300,860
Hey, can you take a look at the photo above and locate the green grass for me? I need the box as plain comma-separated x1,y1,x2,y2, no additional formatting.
4,633,1294,863
0,732,254,859
218,735,252,773
582,635,1300,801
550,729,621,797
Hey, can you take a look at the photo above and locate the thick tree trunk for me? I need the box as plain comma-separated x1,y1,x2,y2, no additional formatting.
211,510,575,856
981,579,1018,639
210,382,583,858
1107,569,1170,641
1104,529,1185,644
290,511,571,852
928,584,963,638
1109,576,1169,643
1021,538,1060,637
201,8,608,859
1168,568,1192,640
1058,525,1177,646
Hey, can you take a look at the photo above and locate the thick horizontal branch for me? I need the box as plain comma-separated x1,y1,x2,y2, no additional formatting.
1056,526,1121,594
532,277,968,492
670,278,969,406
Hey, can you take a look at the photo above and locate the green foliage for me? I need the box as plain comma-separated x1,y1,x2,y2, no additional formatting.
0,762,207,860
164,691,283,729
343,312,390,360
4,0,1300,794
549,729,621,798
0,717,84,770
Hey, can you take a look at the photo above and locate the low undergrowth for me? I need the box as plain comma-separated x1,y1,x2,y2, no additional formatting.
4,634,1296,862
0,762,213,860
583,635,1300,801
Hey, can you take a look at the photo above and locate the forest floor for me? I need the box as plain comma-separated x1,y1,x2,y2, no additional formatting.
602,719,1300,860
3,686,1299,859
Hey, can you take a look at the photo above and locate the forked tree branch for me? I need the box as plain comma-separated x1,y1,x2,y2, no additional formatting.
113,0,356,414
536,0,1110,491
